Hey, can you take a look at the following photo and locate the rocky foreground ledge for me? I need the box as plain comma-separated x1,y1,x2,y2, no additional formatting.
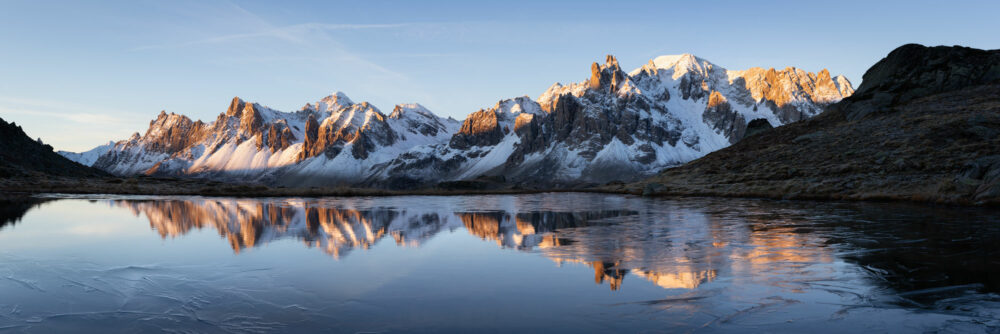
620,45,1000,206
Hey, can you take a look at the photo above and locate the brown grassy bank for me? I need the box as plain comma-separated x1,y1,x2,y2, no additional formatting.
0,175,612,198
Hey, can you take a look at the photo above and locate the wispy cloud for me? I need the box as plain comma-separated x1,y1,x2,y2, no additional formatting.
128,1,424,82
129,22,412,51
0,96,137,126
1,107,125,126
0,96,149,151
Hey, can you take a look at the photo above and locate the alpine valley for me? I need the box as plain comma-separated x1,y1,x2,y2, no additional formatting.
63,54,854,189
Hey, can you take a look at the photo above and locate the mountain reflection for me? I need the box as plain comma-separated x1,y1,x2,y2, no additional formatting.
0,196,49,231
118,199,455,258
67,196,996,295
113,198,743,290
457,210,635,249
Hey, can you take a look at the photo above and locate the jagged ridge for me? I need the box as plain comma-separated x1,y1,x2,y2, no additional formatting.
92,92,459,186
79,53,853,188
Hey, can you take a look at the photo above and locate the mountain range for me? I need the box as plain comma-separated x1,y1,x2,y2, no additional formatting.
62,54,853,188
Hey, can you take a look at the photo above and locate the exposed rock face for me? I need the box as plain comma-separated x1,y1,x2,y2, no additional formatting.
299,114,320,161
302,102,398,160
840,44,1000,120
257,122,295,153
702,91,746,143
734,68,854,107
628,44,1000,205
589,55,628,92
450,109,504,150
141,111,208,154
513,113,537,136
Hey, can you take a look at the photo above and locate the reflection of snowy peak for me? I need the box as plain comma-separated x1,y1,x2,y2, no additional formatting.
109,193,760,291
81,53,852,187
117,198,462,259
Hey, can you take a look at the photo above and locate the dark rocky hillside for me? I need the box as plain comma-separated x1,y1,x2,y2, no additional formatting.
624,44,1000,205
0,117,106,178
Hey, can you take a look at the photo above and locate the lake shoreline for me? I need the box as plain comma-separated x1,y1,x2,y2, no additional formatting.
0,175,611,198
4,175,999,208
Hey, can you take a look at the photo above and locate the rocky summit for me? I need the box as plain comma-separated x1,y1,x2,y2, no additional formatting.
628,44,1000,205
68,54,853,189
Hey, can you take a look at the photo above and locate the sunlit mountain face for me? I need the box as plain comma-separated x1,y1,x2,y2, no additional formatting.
102,195,998,294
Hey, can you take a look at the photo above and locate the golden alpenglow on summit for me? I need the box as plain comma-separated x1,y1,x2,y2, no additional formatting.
2,1,999,332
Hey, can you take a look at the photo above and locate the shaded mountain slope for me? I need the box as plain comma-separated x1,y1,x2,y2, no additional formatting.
626,44,1000,205
0,117,106,178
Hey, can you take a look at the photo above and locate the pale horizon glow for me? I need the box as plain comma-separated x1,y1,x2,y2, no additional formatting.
2,0,998,151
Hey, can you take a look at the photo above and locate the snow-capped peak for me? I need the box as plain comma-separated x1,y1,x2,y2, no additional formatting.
390,103,433,119
57,140,116,166
319,101,383,131
308,91,355,114
646,53,718,79
323,91,354,105
495,96,544,116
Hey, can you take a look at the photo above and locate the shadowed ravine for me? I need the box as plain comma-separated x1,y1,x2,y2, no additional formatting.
0,193,997,332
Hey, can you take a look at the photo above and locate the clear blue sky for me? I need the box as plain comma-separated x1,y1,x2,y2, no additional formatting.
2,0,998,151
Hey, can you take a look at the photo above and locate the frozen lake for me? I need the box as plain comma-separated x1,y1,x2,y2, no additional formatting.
0,193,997,333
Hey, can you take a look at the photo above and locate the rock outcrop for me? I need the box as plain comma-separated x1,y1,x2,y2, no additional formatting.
702,91,745,143
450,109,504,150
840,44,1000,120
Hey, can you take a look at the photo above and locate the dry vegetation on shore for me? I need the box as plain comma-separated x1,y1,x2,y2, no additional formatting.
0,175,607,198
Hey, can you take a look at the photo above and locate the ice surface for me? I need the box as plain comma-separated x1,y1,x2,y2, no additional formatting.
1,194,997,332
